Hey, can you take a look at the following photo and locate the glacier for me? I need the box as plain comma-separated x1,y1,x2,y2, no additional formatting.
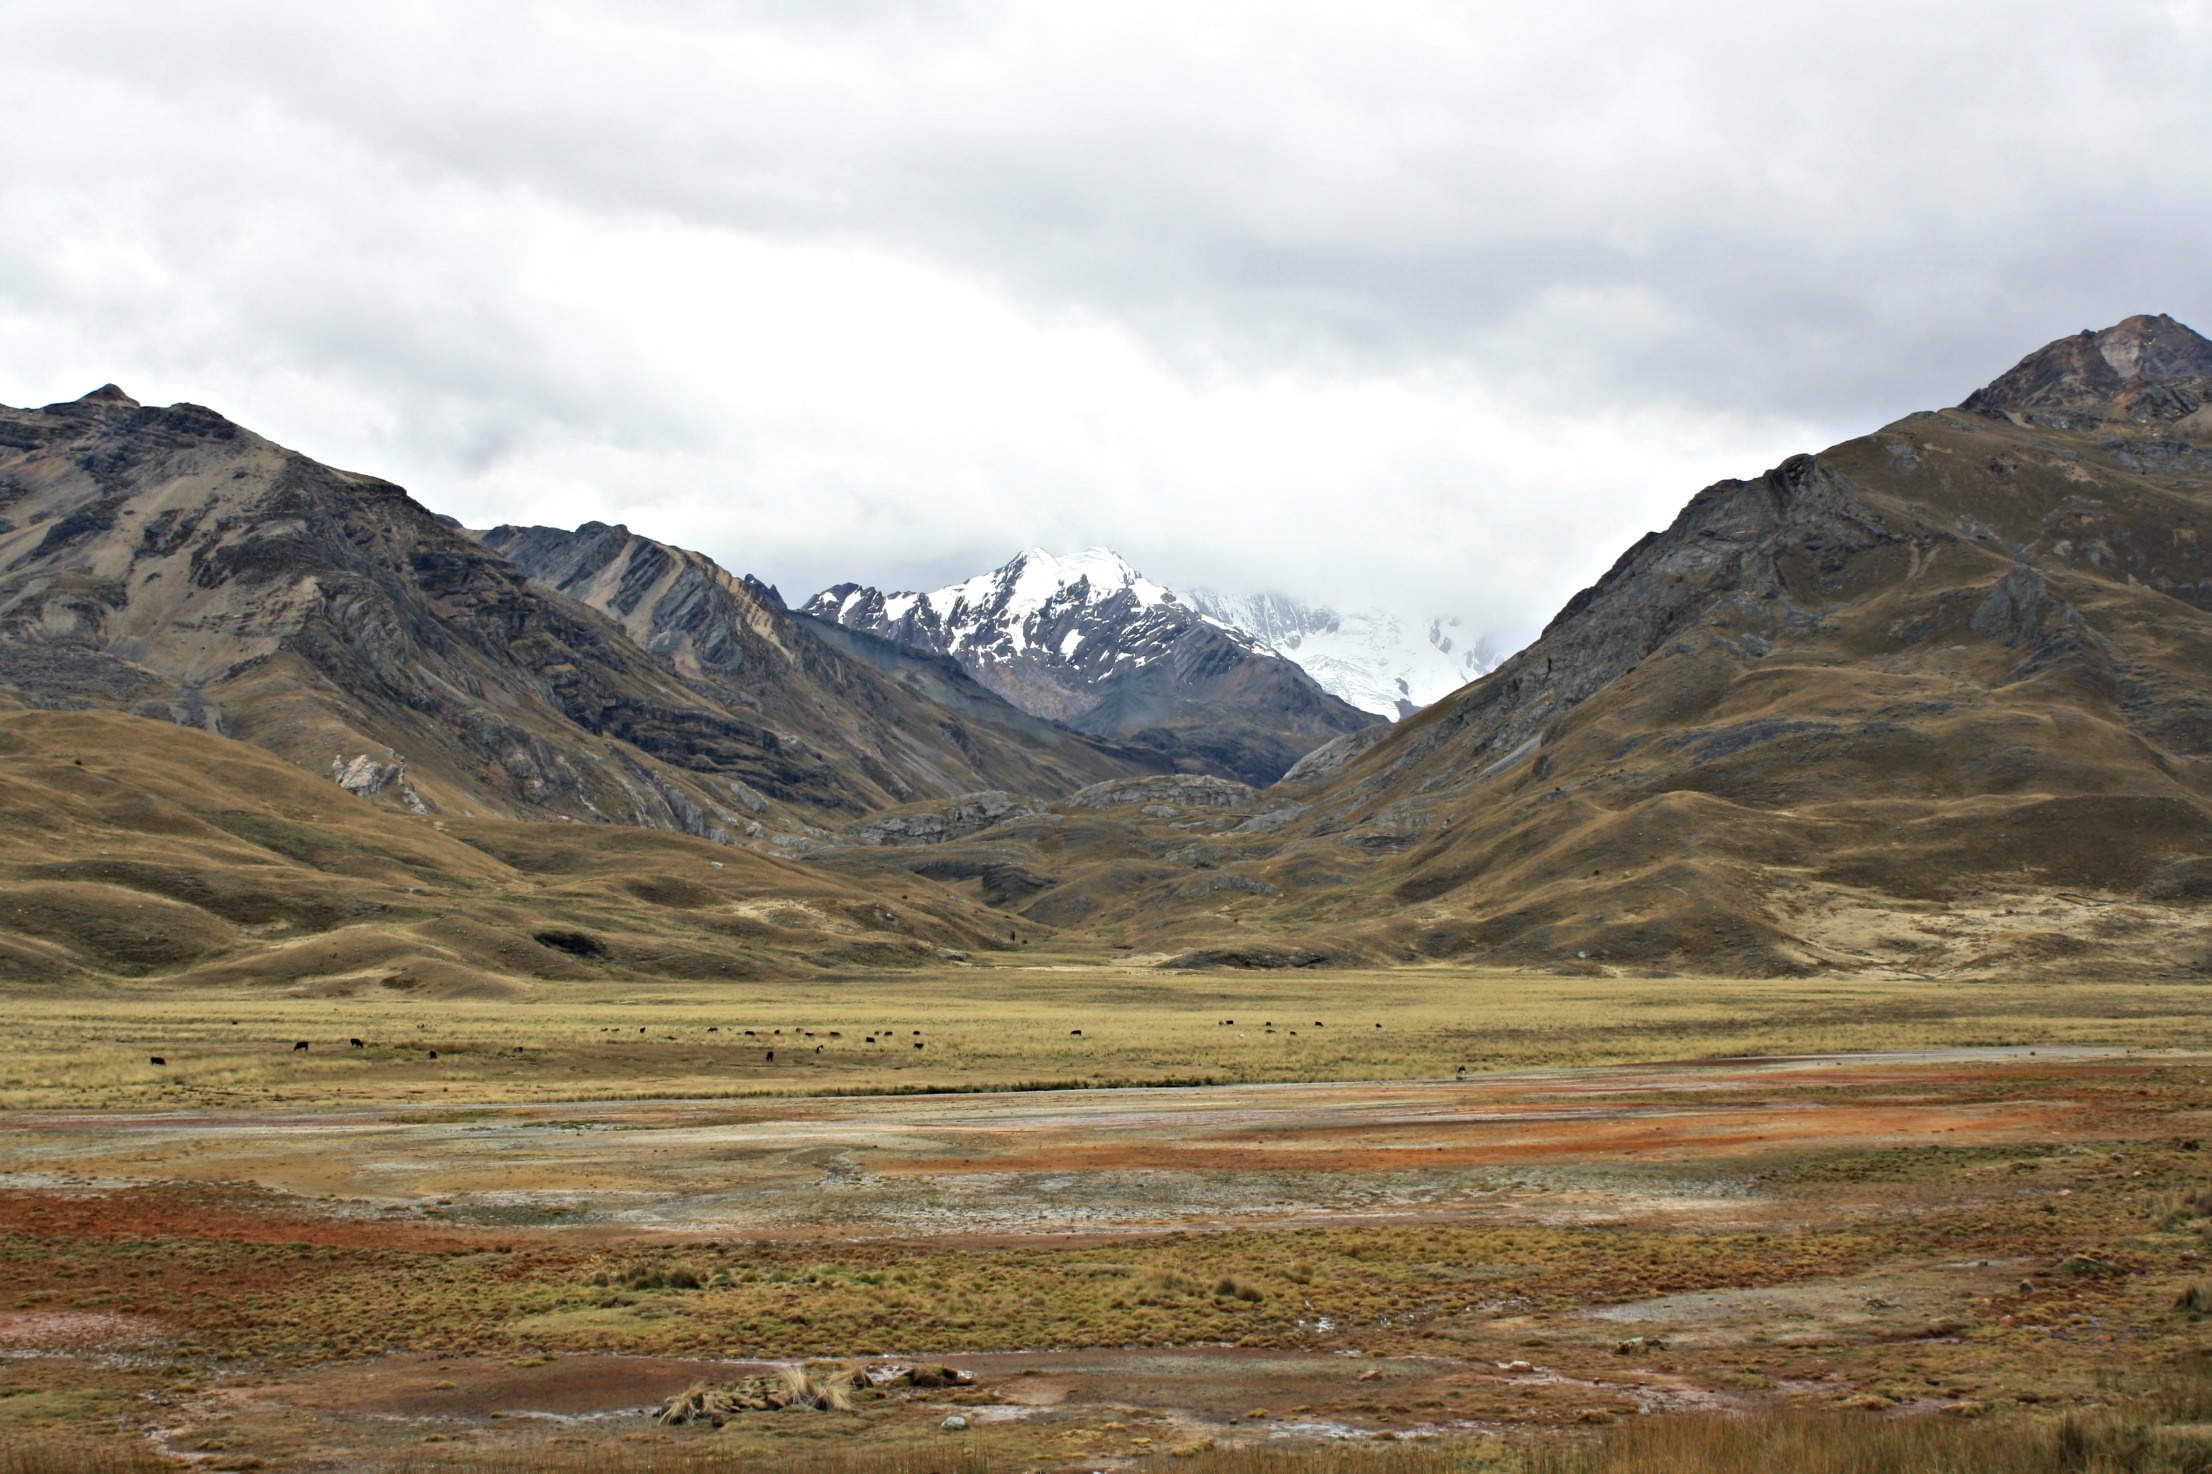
1184,590,1505,719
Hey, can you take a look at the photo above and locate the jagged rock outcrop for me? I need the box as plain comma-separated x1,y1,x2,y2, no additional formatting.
806,548,1380,785
853,790,1036,846
1063,774,1258,811
1962,313,2212,427
479,522,1152,808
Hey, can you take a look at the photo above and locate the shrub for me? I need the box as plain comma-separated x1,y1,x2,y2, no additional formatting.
2154,1184,2212,1228
591,1261,705,1291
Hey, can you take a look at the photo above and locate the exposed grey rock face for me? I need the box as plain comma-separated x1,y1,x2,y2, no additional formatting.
805,548,1380,786
1278,724,1391,785
1962,314,2212,426
332,752,426,813
854,790,1036,846
1064,773,1258,810
1157,946,1330,970
1326,450,1887,821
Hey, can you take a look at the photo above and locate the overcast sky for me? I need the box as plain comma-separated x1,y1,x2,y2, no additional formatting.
4,1,2209,645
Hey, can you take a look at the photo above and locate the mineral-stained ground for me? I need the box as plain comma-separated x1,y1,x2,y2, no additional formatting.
5,1047,2211,1467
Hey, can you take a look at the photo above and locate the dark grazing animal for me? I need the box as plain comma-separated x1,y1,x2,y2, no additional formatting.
349,1038,365,1049
292,1041,309,1052
149,1056,165,1066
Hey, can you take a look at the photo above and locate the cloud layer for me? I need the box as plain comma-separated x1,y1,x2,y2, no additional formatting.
4,1,2208,641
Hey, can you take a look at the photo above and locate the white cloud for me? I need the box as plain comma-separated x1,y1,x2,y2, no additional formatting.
2,0,2207,643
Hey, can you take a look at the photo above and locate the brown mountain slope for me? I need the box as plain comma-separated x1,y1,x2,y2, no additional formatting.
477,521,1153,805
0,387,1001,836
1259,313,2212,974
0,708,1027,985
807,317,2212,978
12,318,2212,982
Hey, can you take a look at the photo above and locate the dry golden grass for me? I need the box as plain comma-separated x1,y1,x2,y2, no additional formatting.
0,967,2206,1110
0,1439,1502,1474
9,1403,2209,1473
1526,1350,2212,1473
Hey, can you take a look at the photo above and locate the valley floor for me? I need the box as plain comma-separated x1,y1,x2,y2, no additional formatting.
2,974,2211,1470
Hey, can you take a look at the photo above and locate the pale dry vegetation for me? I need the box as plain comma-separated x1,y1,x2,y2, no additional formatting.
3,970,2208,1110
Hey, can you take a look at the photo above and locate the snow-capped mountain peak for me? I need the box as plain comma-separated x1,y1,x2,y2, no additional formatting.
802,549,1377,783
807,549,1499,736
817,547,1201,669
929,547,1174,656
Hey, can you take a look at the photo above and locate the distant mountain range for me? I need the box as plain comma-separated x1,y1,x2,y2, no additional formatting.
804,549,1379,786
807,552,1501,728
6,313,2212,980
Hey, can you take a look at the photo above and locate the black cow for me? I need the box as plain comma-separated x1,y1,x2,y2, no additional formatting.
349,1038,365,1049
149,1056,165,1066
292,1041,309,1052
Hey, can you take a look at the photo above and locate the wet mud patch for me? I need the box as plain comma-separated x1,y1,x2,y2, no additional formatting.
281,1352,735,1419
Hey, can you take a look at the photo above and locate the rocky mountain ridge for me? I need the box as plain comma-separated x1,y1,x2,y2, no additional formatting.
0,386,793,833
478,522,1154,809
1962,312,2212,427
1243,313,2212,971
0,389,1154,848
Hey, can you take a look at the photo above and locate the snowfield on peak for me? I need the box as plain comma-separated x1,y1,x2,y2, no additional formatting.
917,547,1176,659
1184,590,1507,719
801,548,1378,786
806,547,1259,682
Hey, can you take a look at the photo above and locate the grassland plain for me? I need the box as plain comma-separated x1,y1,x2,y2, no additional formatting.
3,968,2210,1110
4,1017,2212,1469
